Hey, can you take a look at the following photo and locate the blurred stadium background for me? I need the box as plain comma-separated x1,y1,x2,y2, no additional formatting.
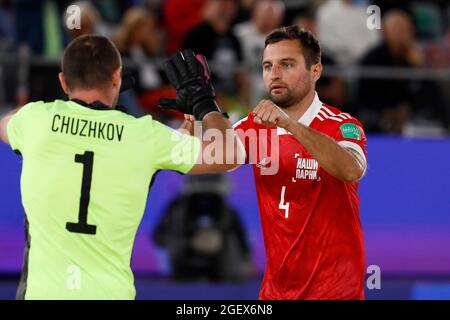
0,0,450,300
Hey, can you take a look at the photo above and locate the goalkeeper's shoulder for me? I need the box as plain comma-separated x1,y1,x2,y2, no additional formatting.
0,101,46,144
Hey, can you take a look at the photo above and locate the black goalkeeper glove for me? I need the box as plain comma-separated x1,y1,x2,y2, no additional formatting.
159,49,221,120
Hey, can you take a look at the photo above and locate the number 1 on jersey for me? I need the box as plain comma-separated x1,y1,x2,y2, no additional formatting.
66,151,97,235
279,186,290,218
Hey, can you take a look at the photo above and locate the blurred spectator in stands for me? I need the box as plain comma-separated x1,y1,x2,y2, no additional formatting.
0,0,14,108
12,0,71,57
372,0,411,16
94,0,137,25
426,42,450,70
294,6,347,108
114,7,171,119
18,0,74,104
234,0,285,106
317,0,380,66
184,0,250,118
280,0,311,25
0,0,14,49
163,0,207,55
232,0,256,25
115,7,162,58
11,0,46,55
8,1,70,106
153,174,254,282
357,10,448,134
374,0,448,37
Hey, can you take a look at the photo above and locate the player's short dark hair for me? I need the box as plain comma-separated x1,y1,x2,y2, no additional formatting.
265,25,321,68
61,35,121,90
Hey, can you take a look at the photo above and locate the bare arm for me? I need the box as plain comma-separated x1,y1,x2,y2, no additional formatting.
284,121,365,182
187,112,245,174
253,100,365,183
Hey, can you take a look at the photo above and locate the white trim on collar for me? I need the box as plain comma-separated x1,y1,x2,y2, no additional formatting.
276,92,322,135
298,91,322,127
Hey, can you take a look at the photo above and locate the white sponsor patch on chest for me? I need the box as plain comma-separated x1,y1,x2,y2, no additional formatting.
294,157,319,181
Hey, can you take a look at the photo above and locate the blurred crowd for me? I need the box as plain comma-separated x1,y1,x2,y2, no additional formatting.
0,0,450,135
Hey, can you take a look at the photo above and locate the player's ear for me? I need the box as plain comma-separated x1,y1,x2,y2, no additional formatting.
112,67,121,90
58,72,69,94
311,62,322,82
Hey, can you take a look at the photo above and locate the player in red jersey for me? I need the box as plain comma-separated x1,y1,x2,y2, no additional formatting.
161,26,367,300
233,26,367,300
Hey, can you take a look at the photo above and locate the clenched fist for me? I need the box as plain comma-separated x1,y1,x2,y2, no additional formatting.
252,100,294,129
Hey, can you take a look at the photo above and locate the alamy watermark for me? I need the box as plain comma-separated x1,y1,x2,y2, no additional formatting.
172,124,280,175
366,265,382,290
367,5,381,30
67,265,81,290
65,5,81,30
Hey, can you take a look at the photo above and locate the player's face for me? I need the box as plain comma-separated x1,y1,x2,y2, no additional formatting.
262,39,314,108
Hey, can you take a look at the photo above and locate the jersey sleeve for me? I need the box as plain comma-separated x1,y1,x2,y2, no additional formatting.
150,119,201,173
333,118,368,176
233,115,252,164
6,102,40,154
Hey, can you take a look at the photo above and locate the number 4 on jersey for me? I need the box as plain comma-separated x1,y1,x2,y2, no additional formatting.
279,186,290,218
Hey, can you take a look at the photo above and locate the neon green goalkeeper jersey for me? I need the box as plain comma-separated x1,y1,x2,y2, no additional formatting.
6,99,200,300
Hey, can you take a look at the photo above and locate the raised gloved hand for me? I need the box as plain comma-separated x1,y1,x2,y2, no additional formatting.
159,49,220,120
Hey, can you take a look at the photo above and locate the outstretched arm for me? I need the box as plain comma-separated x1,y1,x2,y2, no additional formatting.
161,49,245,174
179,114,245,174
187,112,245,174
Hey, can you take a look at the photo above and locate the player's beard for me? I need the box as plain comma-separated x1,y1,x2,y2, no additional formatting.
269,83,310,109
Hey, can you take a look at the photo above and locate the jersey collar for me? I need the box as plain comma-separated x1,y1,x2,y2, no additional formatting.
276,92,322,135
70,99,129,114
297,91,322,127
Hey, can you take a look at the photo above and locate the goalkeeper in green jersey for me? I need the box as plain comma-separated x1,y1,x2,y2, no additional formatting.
0,35,244,300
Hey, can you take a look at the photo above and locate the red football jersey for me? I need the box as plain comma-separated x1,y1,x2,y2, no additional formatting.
234,93,367,300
